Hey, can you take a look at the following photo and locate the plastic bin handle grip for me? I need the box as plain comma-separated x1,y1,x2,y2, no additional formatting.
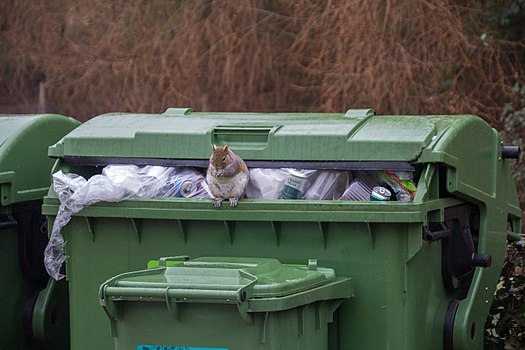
158,256,190,267
103,286,244,303
507,230,522,241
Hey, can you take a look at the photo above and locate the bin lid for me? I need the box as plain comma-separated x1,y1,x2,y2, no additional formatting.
0,114,79,205
99,256,353,316
50,108,442,162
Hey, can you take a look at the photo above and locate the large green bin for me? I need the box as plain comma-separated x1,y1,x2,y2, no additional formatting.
99,256,353,350
0,114,80,350
43,108,522,350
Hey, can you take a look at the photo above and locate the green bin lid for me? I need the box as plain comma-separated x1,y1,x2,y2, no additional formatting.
99,256,353,318
50,108,443,162
0,114,79,205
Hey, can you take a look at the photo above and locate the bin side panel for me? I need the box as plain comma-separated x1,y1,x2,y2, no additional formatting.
63,216,447,350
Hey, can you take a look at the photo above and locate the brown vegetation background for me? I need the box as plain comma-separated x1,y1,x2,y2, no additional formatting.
0,1,522,122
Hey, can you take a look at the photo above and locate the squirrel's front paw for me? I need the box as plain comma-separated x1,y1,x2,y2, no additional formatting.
229,197,239,207
213,198,223,208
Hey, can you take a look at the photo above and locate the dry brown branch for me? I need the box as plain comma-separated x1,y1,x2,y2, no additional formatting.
0,0,523,122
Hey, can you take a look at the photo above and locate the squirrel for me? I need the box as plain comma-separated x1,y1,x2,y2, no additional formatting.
206,145,249,208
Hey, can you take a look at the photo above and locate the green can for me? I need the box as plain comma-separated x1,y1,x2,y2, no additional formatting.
279,169,309,199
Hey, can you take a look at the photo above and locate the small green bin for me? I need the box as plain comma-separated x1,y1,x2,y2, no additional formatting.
99,256,353,350
0,114,80,350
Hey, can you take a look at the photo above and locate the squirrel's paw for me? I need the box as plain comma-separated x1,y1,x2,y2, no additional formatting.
229,197,239,207
213,198,223,208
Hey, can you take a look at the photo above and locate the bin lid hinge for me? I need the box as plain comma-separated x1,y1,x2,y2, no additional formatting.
236,270,256,323
100,285,120,320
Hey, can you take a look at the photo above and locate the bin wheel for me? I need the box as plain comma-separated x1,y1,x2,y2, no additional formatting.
444,299,460,350
22,289,40,343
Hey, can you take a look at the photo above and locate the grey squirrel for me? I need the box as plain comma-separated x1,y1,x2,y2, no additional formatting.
206,145,249,208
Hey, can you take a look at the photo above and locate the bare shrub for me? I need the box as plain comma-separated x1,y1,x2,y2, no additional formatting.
0,1,522,121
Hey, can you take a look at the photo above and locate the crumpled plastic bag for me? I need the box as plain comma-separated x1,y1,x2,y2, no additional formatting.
303,170,350,200
44,165,210,280
246,168,320,199
245,168,290,199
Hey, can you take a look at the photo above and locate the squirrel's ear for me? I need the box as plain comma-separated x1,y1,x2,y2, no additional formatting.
224,145,229,151
212,144,217,151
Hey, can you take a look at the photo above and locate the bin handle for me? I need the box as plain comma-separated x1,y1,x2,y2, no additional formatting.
158,256,190,267
100,269,258,323
103,286,247,303
507,230,522,241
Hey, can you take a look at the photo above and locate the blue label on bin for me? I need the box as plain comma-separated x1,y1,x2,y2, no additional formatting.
137,346,228,350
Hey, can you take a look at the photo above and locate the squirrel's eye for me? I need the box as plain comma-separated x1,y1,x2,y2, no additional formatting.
222,156,226,162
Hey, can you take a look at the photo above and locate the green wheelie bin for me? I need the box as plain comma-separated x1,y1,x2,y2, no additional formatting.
0,114,79,350
43,108,521,350
99,256,353,350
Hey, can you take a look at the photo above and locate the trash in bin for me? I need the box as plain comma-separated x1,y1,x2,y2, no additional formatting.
339,171,378,201
376,171,416,201
303,170,350,200
159,167,209,198
44,165,414,280
99,256,353,350
245,168,289,199
44,165,211,280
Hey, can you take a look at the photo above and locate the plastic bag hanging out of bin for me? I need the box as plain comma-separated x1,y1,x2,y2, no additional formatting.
44,166,210,280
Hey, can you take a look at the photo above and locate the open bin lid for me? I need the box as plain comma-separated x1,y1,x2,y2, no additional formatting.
99,256,353,319
49,108,439,163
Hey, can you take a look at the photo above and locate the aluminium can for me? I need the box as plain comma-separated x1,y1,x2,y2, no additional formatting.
370,186,392,201
174,179,198,198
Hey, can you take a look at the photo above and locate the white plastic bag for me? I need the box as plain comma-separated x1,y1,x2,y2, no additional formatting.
44,165,210,280
245,168,290,199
